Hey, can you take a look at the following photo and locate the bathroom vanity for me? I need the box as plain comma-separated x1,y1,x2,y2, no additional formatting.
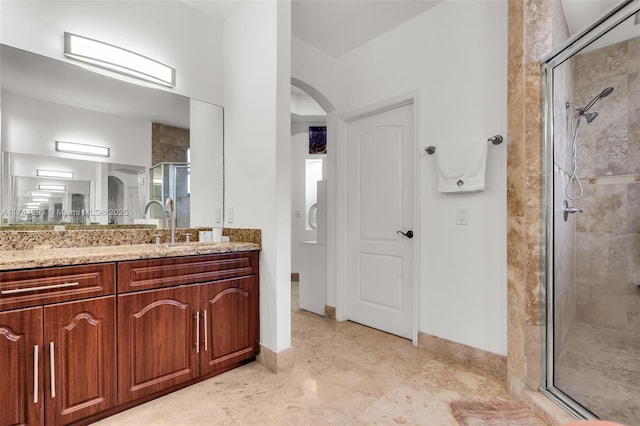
0,243,260,426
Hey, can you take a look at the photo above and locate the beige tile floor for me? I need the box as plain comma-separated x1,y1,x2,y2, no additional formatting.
92,281,516,425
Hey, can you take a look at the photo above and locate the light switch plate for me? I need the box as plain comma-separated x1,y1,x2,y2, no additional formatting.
456,208,469,225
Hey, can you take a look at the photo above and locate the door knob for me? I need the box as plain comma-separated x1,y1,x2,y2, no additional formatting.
397,230,413,239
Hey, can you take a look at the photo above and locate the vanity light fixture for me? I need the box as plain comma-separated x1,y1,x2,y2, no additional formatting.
36,169,74,179
30,192,51,198
31,198,49,202
64,32,176,87
26,202,42,208
56,141,110,157
38,184,66,191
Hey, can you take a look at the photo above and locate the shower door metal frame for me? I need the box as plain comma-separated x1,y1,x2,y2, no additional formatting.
541,0,640,419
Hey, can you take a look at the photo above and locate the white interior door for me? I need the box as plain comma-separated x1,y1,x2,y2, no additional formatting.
346,103,414,339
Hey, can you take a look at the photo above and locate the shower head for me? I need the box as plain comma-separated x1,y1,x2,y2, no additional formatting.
582,86,614,113
585,111,598,124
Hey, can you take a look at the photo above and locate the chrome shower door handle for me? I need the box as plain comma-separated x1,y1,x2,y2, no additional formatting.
563,200,583,222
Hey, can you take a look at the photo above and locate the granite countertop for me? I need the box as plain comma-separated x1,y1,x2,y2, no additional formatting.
0,242,260,271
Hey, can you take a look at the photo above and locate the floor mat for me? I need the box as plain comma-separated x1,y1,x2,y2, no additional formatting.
450,400,545,426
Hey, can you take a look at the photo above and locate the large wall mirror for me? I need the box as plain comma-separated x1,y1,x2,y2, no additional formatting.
0,44,224,228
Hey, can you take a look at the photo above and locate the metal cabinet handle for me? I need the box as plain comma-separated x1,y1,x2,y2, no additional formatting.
1,282,80,295
33,345,39,404
203,310,208,352
49,342,56,398
195,311,200,354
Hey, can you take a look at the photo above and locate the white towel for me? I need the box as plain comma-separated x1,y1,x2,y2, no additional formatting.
436,140,488,193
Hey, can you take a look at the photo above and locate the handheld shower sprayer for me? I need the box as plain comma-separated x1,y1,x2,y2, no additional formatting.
581,86,614,114
564,87,614,201
565,86,614,121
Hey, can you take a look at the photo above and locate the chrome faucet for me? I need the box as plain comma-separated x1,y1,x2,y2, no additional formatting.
144,200,165,225
143,198,176,246
144,200,168,242
165,197,176,246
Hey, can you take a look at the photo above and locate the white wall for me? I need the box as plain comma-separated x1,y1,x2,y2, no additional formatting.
224,0,292,353
321,0,508,355
291,36,337,111
190,99,224,228
0,1,224,105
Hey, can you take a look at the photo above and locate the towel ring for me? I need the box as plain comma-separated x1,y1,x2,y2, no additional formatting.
424,134,503,155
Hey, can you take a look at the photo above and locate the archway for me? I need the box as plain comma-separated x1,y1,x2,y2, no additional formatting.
108,175,124,225
290,78,334,316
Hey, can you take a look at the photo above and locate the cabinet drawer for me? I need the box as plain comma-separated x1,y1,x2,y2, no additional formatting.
118,252,258,293
0,263,116,311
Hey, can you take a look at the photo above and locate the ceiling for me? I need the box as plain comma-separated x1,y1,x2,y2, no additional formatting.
291,0,443,58
182,0,444,58
183,0,633,57
4,1,633,126
561,0,622,35
182,0,445,116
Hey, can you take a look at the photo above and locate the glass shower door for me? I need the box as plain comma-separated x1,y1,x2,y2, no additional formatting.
544,2,640,423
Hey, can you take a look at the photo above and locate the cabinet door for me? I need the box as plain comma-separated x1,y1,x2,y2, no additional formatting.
200,276,259,375
43,296,116,426
118,286,200,404
0,307,44,426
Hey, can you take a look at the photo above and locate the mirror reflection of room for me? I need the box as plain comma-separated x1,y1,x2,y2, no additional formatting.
0,44,223,229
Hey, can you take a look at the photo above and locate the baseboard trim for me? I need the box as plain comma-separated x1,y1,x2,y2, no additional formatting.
256,345,294,373
418,332,506,380
324,305,336,320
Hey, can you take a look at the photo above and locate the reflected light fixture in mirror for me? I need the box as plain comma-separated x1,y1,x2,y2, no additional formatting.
39,184,66,191
56,141,110,157
64,32,176,87
36,169,73,179
30,192,51,198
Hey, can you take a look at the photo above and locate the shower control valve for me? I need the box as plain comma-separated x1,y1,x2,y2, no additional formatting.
562,200,583,222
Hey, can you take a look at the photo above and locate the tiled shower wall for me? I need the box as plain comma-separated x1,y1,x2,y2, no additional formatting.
573,37,640,334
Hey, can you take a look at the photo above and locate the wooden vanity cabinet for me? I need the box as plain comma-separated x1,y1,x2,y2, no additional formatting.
0,263,116,426
0,307,44,426
117,252,260,405
44,296,116,426
200,276,259,375
1,251,259,425
117,286,200,404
